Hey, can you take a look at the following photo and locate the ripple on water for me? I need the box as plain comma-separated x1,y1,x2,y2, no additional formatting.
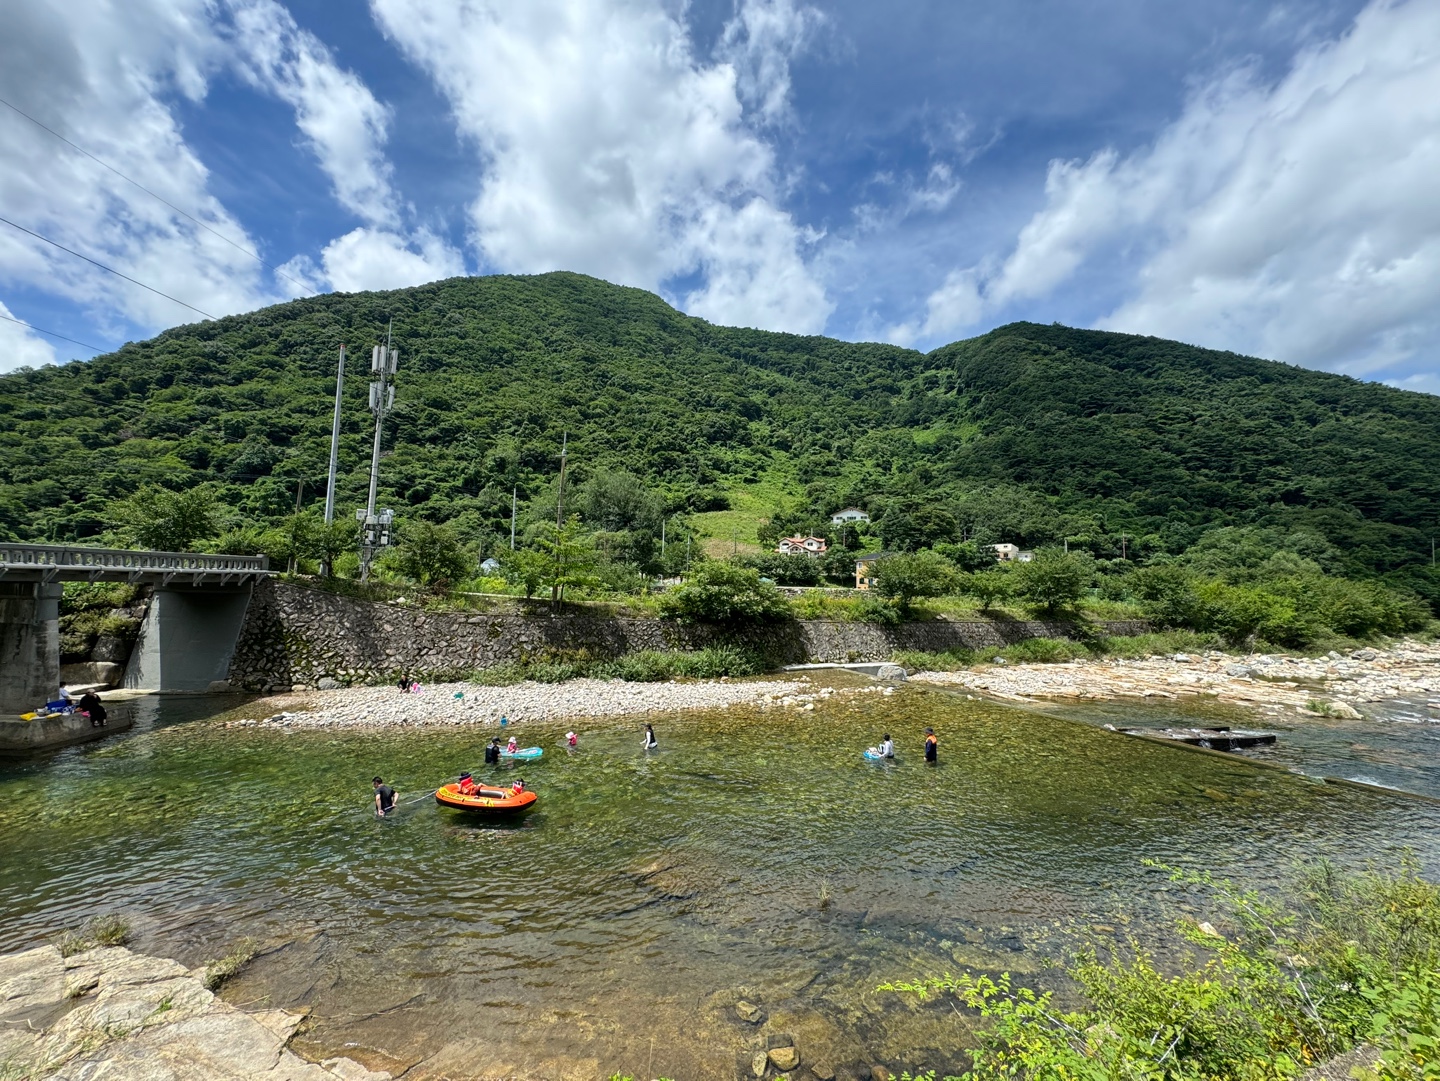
2,684,1439,1079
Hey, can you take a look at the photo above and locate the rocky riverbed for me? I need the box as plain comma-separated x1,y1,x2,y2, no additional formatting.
911,640,1440,716
0,943,389,1080
220,675,897,731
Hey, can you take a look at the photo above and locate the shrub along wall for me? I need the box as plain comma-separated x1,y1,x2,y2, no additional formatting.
226,580,1149,691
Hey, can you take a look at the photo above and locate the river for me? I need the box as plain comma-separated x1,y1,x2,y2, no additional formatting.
2,680,1437,1079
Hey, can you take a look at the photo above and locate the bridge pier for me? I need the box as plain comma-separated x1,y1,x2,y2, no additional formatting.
0,582,62,714
124,585,255,693
1,544,273,715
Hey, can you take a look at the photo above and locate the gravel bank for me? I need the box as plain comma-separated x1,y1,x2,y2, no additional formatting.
221,676,899,731
912,640,1440,714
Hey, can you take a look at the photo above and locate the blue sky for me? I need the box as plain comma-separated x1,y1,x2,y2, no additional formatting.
1,0,1437,393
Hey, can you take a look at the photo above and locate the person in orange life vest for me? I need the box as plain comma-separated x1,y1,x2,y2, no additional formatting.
511,778,526,795
924,727,938,763
458,771,478,796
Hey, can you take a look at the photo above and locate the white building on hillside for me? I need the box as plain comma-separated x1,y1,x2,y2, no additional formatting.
830,507,870,525
779,535,828,556
989,543,1034,563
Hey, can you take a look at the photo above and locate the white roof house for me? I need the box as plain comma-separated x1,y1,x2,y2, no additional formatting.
830,507,870,524
778,535,829,556
989,543,1034,563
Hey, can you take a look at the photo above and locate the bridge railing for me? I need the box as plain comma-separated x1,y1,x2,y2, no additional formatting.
0,543,271,582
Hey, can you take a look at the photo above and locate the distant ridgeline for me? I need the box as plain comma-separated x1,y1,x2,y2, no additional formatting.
1,271,1437,603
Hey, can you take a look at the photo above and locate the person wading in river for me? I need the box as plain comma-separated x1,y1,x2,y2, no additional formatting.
923,727,938,764
642,723,658,750
373,777,397,817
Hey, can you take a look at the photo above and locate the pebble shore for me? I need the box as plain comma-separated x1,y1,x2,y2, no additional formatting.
911,640,1440,715
222,676,898,731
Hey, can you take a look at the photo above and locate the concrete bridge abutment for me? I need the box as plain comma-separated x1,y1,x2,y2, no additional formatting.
0,582,62,714
124,585,255,693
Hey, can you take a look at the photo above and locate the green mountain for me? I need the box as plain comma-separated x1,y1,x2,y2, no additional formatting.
2,271,1437,595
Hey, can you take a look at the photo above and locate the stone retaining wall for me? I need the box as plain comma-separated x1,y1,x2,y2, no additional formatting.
227,579,1151,691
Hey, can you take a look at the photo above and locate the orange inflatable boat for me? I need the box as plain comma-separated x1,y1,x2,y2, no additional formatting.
434,782,537,817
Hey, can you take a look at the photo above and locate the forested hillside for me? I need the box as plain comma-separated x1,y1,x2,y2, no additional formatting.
1,272,1436,601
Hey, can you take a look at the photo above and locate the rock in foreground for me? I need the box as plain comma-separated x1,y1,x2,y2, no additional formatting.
0,943,387,1080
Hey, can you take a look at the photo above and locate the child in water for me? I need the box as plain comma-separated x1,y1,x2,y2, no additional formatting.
878,734,895,759
642,723,658,750
506,735,518,755
565,731,577,748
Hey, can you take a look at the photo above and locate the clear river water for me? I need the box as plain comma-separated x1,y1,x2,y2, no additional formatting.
3,679,1438,1080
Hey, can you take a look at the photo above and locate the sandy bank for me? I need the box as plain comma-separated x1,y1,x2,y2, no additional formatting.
911,640,1440,714
223,675,898,731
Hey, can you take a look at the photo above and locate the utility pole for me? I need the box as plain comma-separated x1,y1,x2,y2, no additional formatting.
323,345,345,526
510,487,517,551
1121,534,1128,560
555,432,569,527
552,433,568,609
358,326,398,581
661,518,667,560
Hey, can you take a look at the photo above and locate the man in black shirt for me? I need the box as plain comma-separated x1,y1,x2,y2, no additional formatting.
484,737,501,765
373,776,397,817
77,691,107,727
924,727,938,764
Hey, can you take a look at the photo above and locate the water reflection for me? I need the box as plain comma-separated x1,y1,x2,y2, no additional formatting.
1,684,1437,1079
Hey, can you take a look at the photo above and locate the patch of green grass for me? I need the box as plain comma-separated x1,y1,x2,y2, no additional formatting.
689,466,795,552
895,630,1223,672
53,915,131,957
202,938,258,992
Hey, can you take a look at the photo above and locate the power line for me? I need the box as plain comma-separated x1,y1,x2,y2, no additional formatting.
0,214,216,320
0,95,317,297
0,312,108,353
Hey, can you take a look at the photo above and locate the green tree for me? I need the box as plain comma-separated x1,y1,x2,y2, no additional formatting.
961,568,1012,611
873,550,957,612
261,511,322,574
502,546,551,599
108,485,218,552
1126,564,1205,629
531,517,600,608
1010,548,1090,616
393,520,471,589
658,561,790,623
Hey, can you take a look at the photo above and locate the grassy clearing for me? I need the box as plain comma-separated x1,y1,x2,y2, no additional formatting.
688,468,794,553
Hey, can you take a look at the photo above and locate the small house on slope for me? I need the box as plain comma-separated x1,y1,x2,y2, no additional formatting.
778,536,828,556
830,507,870,525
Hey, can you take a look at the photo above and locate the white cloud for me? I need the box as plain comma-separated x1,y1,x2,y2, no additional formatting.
225,0,400,227
0,304,59,372
0,0,272,328
718,0,824,127
318,227,465,292
918,0,1440,381
369,0,832,334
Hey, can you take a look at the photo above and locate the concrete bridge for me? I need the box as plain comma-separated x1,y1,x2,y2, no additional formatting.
0,543,273,714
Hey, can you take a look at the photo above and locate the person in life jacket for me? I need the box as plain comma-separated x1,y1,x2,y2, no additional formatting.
485,737,501,765
924,727,938,763
458,771,478,796
506,735,518,755
511,779,526,795
565,731,577,748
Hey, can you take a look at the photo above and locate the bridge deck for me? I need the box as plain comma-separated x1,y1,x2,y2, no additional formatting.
0,543,272,586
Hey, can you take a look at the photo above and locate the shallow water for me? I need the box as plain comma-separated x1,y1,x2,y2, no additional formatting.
1046,692,1440,800
2,681,1438,1079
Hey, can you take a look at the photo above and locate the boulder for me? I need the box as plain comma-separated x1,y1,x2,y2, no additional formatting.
769,1047,800,1072
875,664,907,681
92,635,133,664
1225,664,1253,678
317,678,342,691
59,661,124,688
